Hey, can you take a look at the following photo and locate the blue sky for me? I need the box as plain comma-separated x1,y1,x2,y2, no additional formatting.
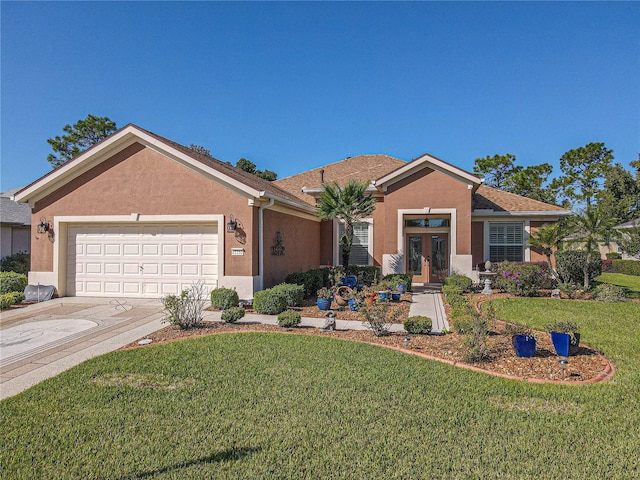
1,1,638,191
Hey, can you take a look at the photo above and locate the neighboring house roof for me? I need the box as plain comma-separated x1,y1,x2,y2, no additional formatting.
614,219,640,229
473,185,570,215
274,154,406,204
0,196,31,226
15,124,313,213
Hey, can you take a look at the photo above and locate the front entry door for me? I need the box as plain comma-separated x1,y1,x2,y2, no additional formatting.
407,234,449,283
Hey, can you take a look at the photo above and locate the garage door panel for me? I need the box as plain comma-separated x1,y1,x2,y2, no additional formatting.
142,244,159,256
104,263,121,274
67,223,218,298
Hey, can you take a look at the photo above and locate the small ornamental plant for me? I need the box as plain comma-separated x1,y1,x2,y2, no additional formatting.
221,307,245,323
277,309,301,328
545,320,580,343
316,286,336,300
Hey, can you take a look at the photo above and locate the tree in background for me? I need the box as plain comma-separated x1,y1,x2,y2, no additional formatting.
566,206,615,289
473,153,518,189
504,163,556,204
47,115,117,168
316,180,376,269
597,162,640,224
550,142,613,209
187,147,278,181
473,154,556,203
235,158,277,181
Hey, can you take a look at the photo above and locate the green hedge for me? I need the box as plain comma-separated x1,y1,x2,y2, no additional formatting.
285,268,329,298
404,316,432,334
0,291,25,309
555,251,602,286
443,274,473,293
0,272,27,295
0,252,30,275
612,260,640,276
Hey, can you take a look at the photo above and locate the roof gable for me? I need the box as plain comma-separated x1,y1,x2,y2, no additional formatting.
15,124,310,212
374,153,482,192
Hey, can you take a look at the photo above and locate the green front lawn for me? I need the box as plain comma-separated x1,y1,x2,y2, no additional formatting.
596,272,640,293
2,299,639,479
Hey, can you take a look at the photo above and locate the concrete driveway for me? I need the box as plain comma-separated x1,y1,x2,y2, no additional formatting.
0,297,165,400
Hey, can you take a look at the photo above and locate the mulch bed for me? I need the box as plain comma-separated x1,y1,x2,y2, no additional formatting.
123,292,614,384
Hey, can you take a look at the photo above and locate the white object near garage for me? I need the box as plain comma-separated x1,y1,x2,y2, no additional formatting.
66,223,218,297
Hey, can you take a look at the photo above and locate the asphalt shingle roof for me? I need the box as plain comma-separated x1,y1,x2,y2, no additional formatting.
472,185,567,212
274,154,407,204
0,196,31,226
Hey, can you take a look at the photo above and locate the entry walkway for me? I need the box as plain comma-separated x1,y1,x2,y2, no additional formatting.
0,288,447,400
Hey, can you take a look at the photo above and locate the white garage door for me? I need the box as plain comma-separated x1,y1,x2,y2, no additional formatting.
67,224,219,297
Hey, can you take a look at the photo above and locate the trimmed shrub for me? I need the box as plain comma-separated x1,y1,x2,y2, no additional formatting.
612,259,640,276
606,252,622,260
556,251,602,286
0,272,28,295
382,273,412,292
253,288,288,315
277,309,301,327
443,274,473,293
0,291,25,309
447,295,469,310
221,307,245,323
270,283,304,307
210,287,239,310
442,285,463,297
494,262,553,296
404,316,432,334
0,252,30,275
593,284,627,302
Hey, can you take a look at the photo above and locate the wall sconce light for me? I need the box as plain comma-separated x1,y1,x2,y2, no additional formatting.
37,217,52,234
226,214,237,233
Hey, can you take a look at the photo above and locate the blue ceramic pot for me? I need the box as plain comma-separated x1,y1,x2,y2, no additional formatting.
391,293,401,302
317,298,331,311
378,291,390,301
396,284,407,294
348,298,358,311
550,332,570,357
512,335,536,358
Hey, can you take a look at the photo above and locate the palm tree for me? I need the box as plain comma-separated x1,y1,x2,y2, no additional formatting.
528,223,566,280
566,206,615,289
316,180,376,269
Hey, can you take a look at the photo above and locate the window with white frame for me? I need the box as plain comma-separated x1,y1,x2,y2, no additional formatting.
337,221,371,265
489,222,524,262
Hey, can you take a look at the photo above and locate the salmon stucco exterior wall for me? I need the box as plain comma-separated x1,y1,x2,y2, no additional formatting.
262,209,321,288
382,168,472,256
31,143,255,276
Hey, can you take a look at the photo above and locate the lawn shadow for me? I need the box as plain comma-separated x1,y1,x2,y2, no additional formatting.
120,446,261,479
